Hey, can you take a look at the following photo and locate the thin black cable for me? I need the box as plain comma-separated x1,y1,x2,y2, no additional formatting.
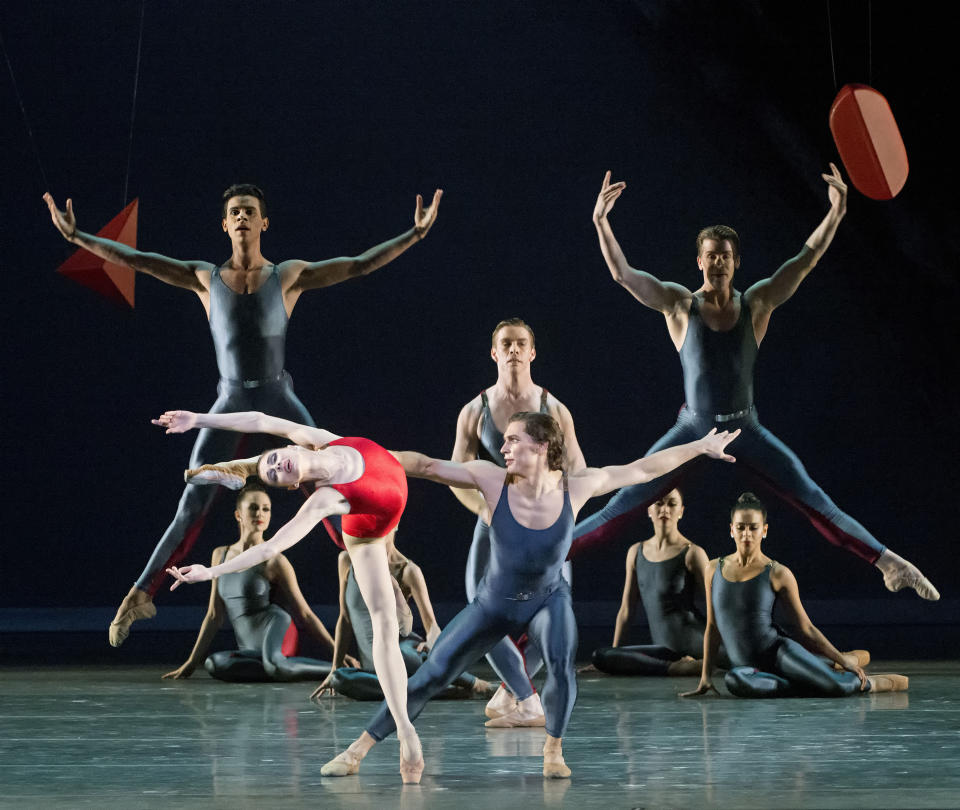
0,24,50,193
826,0,837,91
123,0,146,207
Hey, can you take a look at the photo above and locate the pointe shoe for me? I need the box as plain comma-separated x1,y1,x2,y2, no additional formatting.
108,599,156,647
880,556,940,601
485,692,546,728
868,673,909,693
543,750,572,779
835,650,871,671
320,749,363,777
484,684,517,719
399,736,424,785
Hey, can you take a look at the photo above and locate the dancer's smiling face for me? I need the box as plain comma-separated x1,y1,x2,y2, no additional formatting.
648,489,684,528
222,195,268,241
730,508,767,551
235,489,272,535
697,238,739,289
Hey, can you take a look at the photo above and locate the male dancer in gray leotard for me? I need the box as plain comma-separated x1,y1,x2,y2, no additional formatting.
44,184,442,644
451,318,585,726
581,166,937,599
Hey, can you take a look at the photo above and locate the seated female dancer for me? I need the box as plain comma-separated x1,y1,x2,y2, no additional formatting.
321,413,739,780
155,409,425,784
591,488,730,676
162,482,338,682
310,534,491,700
682,492,908,698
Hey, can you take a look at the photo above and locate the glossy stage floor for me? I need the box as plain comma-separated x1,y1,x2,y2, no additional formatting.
1,662,957,809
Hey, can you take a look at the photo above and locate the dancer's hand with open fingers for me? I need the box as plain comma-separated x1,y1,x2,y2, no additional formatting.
167,564,212,590
593,170,627,222
822,162,848,212
162,662,196,679
414,189,443,239
310,671,337,700
698,428,740,462
679,680,717,698
152,410,198,434
42,193,78,241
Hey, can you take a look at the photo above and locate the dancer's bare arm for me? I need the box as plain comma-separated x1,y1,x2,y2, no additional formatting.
771,564,867,687
43,193,211,292
685,544,711,595
393,451,506,518
449,398,488,515
268,554,336,652
153,409,339,448
592,172,691,316
681,559,720,697
611,543,642,646
550,398,587,472
282,190,442,301
162,546,227,679
745,165,848,337
403,564,442,650
570,429,739,505
168,489,350,587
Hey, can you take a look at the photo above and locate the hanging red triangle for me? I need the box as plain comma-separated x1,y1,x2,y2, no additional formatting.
56,199,138,308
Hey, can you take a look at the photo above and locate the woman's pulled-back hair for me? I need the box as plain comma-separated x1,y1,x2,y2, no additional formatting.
730,491,767,522
236,479,269,507
509,411,565,471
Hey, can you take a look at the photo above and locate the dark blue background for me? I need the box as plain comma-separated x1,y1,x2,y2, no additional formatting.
2,1,957,617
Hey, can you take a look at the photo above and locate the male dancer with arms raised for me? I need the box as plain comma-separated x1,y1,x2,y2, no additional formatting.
44,184,442,644
451,319,585,726
581,165,936,598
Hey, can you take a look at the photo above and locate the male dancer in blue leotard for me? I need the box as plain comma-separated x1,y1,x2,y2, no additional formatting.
321,413,739,781
44,184,442,644
580,166,936,599
451,318,585,726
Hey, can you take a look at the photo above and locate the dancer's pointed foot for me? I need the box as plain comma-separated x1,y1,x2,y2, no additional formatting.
543,736,571,779
835,650,871,671
868,673,909,692
108,587,155,647
484,684,517,719
321,732,375,777
398,733,424,784
485,692,546,728
877,550,939,600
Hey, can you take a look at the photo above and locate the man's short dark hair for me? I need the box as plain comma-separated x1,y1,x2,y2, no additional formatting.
222,184,267,218
509,411,564,470
696,225,740,259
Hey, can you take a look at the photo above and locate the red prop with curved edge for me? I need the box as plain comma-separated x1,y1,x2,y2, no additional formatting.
829,84,908,200
56,199,138,307
281,620,300,657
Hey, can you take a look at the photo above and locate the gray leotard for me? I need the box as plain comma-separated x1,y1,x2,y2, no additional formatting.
345,568,379,672
636,547,706,655
477,388,549,463
217,558,276,652
710,558,780,668
209,264,288,384
678,293,758,414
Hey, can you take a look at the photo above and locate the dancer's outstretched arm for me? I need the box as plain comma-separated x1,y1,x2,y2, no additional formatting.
153,409,339,448
43,193,211,292
591,171,691,313
168,488,350,587
571,429,739,502
282,189,443,295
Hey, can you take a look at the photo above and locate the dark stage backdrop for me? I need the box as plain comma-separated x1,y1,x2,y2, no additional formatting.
2,2,957,622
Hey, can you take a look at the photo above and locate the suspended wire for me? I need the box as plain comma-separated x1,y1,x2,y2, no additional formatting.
0,24,50,193
826,0,838,91
123,0,146,207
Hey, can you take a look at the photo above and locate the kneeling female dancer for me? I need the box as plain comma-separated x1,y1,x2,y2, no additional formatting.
682,492,908,699
156,409,424,783
162,482,338,682
310,535,491,700
322,413,739,780
591,489,730,676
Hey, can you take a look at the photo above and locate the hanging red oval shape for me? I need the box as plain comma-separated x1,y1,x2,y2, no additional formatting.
829,83,908,200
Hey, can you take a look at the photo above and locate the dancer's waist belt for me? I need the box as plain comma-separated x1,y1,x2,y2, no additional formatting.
685,404,755,422
219,370,288,389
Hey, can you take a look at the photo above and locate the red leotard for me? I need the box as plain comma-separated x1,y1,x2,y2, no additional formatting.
328,437,408,539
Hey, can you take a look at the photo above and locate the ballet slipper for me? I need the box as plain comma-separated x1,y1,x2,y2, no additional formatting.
108,592,156,647
542,739,571,779
834,650,871,670
320,749,364,777
484,684,517,719
398,734,424,785
485,692,546,728
877,551,940,600
868,673,909,693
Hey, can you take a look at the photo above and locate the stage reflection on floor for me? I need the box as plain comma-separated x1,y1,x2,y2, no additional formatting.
1,663,957,809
